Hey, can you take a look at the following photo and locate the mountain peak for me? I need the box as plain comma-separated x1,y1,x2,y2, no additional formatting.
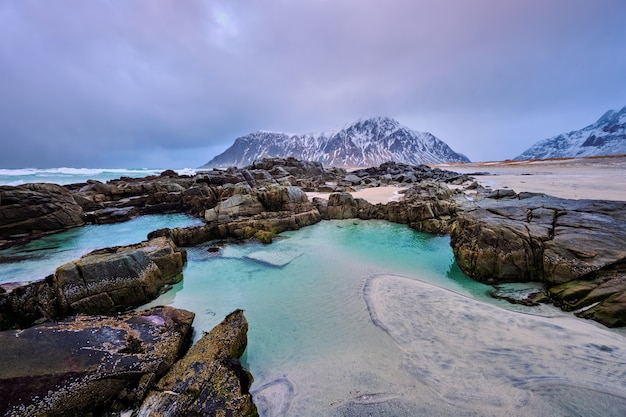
515,105,626,160
201,118,469,168
353,115,401,126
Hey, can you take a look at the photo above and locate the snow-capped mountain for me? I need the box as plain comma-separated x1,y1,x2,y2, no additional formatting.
515,105,626,160
201,117,469,168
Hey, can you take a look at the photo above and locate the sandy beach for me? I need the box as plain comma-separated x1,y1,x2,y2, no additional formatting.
312,156,626,204
307,185,408,205
437,155,626,201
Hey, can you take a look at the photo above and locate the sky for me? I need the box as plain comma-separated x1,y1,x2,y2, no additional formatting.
1,0,625,169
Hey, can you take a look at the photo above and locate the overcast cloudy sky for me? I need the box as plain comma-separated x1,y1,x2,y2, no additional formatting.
1,0,625,168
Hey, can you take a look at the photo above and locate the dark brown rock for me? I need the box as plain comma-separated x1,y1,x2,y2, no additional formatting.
313,181,457,234
450,192,626,326
0,236,186,330
0,306,195,416
548,265,626,327
451,195,626,285
138,309,258,417
0,183,84,239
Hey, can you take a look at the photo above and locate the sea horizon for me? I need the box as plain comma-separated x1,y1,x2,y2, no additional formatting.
0,167,200,186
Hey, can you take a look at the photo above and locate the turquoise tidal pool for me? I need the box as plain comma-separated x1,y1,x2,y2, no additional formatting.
2,217,626,416
0,213,204,283
142,219,626,417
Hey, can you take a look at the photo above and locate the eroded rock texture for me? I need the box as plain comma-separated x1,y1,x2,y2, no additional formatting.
450,192,626,326
0,236,186,329
0,306,195,416
0,183,84,247
138,309,258,417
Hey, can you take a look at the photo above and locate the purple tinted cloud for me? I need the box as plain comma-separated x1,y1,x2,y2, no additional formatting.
1,0,625,168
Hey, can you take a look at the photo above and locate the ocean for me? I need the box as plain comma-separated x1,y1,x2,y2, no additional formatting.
0,167,197,186
1,170,626,416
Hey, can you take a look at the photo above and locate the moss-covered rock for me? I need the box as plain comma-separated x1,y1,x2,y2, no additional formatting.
138,309,258,417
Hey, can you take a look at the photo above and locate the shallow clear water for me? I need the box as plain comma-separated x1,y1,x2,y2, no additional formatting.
140,219,626,417
3,216,626,416
0,213,204,283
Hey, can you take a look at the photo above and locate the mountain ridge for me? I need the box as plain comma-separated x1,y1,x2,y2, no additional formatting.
516,105,626,160
201,117,469,168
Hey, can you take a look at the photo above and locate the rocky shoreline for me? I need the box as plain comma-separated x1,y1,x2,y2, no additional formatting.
1,156,625,414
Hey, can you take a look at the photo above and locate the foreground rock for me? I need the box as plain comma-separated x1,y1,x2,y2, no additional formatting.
450,191,626,327
138,309,258,417
0,183,84,248
0,306,194,416
0,236,186,330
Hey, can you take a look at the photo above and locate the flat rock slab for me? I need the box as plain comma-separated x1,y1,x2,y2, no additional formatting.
0,306,194,416
245,250,303,267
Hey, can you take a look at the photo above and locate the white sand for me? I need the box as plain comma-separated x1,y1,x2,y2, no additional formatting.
308,156,626,204
436,156,626,201
307,185,407,204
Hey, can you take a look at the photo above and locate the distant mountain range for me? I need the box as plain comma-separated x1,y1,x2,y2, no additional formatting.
516,105,626,160
200,117,469,168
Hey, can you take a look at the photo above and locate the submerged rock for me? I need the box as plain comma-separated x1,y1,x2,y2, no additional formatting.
138,309,258,416
0,306,195,416
245,249,303,267
490,283,550,306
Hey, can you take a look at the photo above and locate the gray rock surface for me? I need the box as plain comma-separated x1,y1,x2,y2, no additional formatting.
451,193,626,285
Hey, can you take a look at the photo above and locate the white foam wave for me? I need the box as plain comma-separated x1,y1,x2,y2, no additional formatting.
0,167,197,185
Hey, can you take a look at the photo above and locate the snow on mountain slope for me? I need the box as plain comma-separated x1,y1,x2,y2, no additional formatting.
201,117,469,168
516,105,626,160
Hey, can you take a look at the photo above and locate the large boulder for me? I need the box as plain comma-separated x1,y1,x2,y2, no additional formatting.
450,192,626,327
0,306,195,416
387,180,457,234
205,184,315,223
205,193,266,222
0,236,186,329
255,184,310,212
138,309,258,417
156,206,322,246
0,183,84,242
315,192,374,220
450,194,626,285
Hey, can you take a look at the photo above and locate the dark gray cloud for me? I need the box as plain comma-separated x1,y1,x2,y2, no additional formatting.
1,0,625,168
